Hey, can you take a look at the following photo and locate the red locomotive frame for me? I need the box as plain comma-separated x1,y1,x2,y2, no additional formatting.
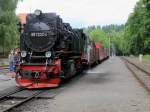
15,59,62,88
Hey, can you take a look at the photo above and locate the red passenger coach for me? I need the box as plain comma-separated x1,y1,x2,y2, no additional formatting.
94,42,108,62
87,41,108,66
95,42,100,62
95,42,105,62
104,48,109,59
89,41,96,65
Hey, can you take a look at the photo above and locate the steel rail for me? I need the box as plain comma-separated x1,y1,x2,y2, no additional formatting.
0,87,24,100
122,57,150,76
0,90,44,112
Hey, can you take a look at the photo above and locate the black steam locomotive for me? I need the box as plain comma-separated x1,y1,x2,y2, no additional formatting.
16,10,88,88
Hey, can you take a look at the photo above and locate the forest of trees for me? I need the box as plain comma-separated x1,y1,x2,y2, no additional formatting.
0,0,19,55
124,0,150,55
85,25,125,55
86,0,150,56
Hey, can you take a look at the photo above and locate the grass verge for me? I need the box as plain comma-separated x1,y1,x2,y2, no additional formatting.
144,54,150,62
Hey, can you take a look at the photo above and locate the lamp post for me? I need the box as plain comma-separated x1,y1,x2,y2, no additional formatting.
108,33,111,57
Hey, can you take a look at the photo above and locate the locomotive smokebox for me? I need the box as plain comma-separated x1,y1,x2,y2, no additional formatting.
24,21,56,52
22,10,62,52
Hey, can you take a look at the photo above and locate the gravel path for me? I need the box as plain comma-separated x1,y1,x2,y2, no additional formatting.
0,58,16,91
11,57,150,112
0,76,16,91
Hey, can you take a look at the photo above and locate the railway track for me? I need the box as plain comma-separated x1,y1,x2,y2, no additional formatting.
0,83,66,112
0,88,45,112
0,87,24,99
122,57,150,92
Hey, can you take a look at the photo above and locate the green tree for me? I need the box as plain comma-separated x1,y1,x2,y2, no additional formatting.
0,0,19,54
124,0,150,55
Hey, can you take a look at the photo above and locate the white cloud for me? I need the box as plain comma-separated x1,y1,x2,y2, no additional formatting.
16,0,139,28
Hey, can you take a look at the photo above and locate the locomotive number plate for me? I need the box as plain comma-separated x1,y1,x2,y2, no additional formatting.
30,32,48,37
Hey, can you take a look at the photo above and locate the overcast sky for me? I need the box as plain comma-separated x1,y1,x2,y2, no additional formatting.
16,0,139,28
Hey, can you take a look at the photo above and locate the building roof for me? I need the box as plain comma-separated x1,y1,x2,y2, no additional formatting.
17,13,28,24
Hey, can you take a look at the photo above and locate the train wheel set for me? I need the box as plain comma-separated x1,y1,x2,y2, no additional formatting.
16,10,109,89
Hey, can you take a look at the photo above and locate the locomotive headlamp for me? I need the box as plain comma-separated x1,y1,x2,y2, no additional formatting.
45,51,51,58
21,51,27,57
34,9,42,16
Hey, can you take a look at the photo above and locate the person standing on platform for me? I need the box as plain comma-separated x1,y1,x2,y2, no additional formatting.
13,48,20,66
8,50,14,72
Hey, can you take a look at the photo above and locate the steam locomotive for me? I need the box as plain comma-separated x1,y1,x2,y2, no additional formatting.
16,10,108,89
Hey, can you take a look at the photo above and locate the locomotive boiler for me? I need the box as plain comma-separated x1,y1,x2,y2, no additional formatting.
16,10,88,88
